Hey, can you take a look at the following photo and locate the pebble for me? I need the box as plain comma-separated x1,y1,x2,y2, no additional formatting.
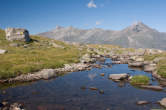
99,90,104,94
100,73,105,76
136,101,149,105
89,87,98,91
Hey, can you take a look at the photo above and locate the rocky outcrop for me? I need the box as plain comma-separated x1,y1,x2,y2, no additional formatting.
5,28,30,42
0,49,7,54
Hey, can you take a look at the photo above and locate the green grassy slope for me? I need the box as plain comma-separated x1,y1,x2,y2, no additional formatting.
0,29,86,79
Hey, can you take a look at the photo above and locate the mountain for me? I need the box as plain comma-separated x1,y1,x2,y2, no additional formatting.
38,22,166,50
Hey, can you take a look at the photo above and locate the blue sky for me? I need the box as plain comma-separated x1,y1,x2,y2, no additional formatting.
0,0,166,34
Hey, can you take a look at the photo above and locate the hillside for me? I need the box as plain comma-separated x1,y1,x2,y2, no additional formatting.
0,29,86,79
38,22,166,50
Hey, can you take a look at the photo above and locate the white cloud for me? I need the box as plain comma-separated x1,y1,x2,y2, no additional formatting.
96,21,101,25
87,0,97,8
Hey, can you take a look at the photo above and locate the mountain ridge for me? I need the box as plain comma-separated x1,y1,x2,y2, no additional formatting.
38,22,166,50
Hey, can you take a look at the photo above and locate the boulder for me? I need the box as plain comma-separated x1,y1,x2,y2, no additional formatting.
39,69,57,80
109,73,129,80
159,98,166,108
143,64,157,72
5,28,30,42
128,62,144,67
0,49,7,54
135,57,144,62
143,61,153,65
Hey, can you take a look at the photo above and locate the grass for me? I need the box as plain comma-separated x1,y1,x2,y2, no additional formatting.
144,53,166,61
0,29,86,79
130,75,150,85
87,44,136,55
143,52,166,78
157,59,166,78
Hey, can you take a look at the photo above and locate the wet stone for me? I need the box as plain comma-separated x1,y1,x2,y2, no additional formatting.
80,86,86,90
136,101,149,105
2,101,8,106
89,87,98,91
99,90,104,94
2,90,6,94
140,85,163,91
100,73,105,76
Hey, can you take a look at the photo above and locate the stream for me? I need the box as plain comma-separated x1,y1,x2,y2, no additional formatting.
0,58,166,110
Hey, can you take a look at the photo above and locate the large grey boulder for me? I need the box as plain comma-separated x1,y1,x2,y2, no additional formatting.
5,28,30,42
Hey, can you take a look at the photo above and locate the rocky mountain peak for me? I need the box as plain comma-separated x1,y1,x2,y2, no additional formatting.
124,21,153,33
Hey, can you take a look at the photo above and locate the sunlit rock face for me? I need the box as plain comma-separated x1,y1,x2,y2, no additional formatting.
5,28,31,42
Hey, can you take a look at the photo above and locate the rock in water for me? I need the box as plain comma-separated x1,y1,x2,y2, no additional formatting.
140,85,163,91
136,101,149,105
143,64,157,72
109,73,129,80
159,98,166,108
9,103,24,110
100,73,105,76
5,28,30,42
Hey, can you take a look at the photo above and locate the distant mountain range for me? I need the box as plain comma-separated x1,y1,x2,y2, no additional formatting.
38,22,166,50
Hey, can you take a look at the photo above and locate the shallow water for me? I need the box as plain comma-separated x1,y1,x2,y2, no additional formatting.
0,58,166,110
